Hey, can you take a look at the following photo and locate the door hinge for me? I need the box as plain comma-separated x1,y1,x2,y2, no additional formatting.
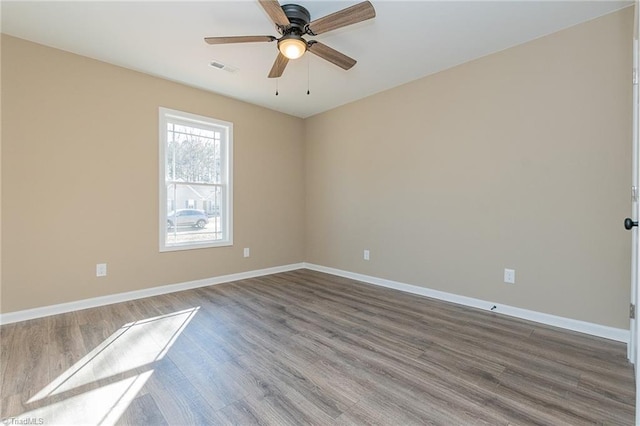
631,303,636,319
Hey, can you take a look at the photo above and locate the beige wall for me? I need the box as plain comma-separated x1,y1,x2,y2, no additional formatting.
305,8,633,329
0,19,3,301
1,35,305,312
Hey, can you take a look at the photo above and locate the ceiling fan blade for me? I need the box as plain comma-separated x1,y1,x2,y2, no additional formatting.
307,41,356,70
306,1,375,35
268,52,289,78
205,35,276,45
258,0,290,28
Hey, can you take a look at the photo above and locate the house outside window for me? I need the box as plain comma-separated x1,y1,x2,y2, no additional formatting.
159,107,233,251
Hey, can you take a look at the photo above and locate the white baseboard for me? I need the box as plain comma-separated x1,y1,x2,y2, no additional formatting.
2,261,629,344
303,263,630,343
0,263,305,325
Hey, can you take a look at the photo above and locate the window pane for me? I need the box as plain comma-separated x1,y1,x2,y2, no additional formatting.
165,183,224,245
166,124,221,184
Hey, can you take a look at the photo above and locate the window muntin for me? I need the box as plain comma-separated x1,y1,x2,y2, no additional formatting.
159,108,233,251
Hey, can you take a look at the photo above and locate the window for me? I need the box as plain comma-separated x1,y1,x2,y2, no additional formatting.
159,108,233,251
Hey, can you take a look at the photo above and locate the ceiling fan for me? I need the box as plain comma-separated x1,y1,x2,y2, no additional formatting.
204,0,376,78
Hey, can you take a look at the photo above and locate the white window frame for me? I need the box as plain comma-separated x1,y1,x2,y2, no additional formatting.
159,107,233,252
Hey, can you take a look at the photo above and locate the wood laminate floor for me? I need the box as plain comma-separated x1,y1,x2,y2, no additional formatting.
0,269,635,425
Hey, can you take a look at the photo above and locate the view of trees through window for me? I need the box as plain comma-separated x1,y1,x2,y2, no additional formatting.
166,124,221,184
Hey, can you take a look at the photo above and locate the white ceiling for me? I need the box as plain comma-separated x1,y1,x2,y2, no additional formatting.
1,1,631,118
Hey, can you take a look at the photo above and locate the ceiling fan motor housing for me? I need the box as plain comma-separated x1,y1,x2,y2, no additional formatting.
281,4,311,35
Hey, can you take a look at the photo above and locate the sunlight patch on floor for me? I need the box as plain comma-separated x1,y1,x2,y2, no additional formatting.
13,370,153,425
4,307,199,425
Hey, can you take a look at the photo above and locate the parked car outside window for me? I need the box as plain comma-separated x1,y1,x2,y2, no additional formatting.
167,209,209,229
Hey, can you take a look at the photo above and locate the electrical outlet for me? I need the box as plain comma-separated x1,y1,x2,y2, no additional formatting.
364,249,370,261
243,248,250,258
504,268,515,284
96,263,107,277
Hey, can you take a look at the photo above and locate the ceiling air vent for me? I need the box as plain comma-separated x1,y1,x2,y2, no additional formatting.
209,60,238,73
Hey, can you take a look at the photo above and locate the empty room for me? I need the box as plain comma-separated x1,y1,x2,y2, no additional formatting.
1,0,639,424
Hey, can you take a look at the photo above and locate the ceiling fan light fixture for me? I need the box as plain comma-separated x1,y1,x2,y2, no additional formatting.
278,35,307,59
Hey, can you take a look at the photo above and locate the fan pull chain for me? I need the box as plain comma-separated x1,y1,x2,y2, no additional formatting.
307,55,310,95
275,78,279,96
